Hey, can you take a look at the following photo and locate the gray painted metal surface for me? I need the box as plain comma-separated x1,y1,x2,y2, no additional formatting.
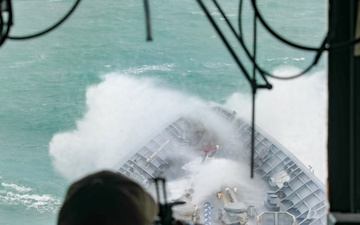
113,106,327,225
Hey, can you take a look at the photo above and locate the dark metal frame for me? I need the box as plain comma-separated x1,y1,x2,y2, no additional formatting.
328,0,360,222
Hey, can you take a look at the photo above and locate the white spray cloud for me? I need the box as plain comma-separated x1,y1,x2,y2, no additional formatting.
49,67,327,187
185,158,265,204
165,157,266,207
49,73,208,181
225,67,328,183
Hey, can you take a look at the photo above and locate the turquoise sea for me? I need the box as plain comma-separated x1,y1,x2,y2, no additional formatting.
0,0,327,225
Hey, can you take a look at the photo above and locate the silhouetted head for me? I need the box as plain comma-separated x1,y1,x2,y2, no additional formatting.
58,170,158,225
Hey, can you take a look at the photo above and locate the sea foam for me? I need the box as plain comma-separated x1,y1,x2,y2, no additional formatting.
225,67,327,183
49,73,209,181
49,67,327,185
0,179,61,213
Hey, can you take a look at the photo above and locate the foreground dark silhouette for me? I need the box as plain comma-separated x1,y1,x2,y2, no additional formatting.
57,170,158,225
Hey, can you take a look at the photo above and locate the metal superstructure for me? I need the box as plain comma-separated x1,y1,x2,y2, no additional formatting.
214,106,327,225
114,106,327,225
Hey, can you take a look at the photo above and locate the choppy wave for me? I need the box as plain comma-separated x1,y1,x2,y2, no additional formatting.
0,180,61,213
266,57,305,63
293,57,305,61
1,182,32,193
121,64,175,75
9,60,37,69
203,62,234,69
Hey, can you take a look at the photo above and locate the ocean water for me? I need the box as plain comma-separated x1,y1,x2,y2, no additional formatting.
0,0,327,225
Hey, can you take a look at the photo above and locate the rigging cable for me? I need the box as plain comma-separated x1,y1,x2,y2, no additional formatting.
250,5,257,178
215,0,348,80
250,0,360,51
214,0,324,81
196,0,256,88
210,0,269,177
250,0,323,51
237,0,327,80
8,0,81,40
172,0,357,177
212,0,270,86
208,0,326,177
144,0,152,41
0,0,12,46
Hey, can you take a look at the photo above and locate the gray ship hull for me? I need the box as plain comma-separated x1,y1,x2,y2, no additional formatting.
114,106,326,225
